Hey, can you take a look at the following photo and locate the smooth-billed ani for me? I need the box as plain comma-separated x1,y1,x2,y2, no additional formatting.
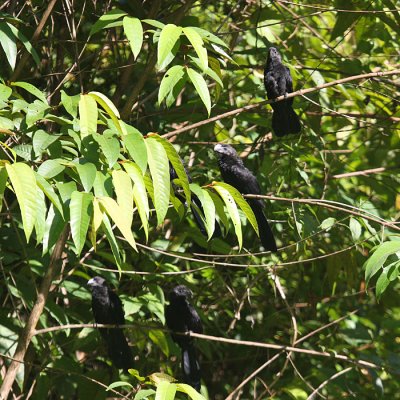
87,276,133,371
264,47,301,136
214,144,277,252
170,162,221,238
165,285,203,391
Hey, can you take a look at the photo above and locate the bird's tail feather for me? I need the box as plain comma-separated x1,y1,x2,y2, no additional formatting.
181,344,201,392
272,105,301,137
251,201,277,252
106,329,133,371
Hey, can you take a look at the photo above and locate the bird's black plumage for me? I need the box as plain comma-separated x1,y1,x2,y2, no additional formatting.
170,162,221,238
165,285,203,391
264,47,301,137
87,276,133,371
214,144,277,252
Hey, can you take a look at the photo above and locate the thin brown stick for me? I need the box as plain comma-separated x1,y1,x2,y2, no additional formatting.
332,167,386,179
307,367,353,400
162,68,400,139
0,227,69,400
32,322,382,370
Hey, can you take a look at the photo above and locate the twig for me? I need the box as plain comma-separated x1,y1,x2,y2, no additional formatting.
332,167,387,179
32,323,382,370
307,367,353,400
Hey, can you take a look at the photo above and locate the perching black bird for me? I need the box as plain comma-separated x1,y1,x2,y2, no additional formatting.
165,285,203,391
87,276,133,371
264,47,301,136
214,144,277,252
170,162,221,239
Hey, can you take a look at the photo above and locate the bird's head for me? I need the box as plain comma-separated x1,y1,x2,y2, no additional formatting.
87,276,107,290
214,143,238,159
267,47,282,63
169,285,193,302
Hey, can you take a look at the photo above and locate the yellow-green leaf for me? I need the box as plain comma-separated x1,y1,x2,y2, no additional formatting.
187,67,211,116
157,24,182,70
123,16,143,60
183,27,208,71
112,170,133,226
79,94,98,138
6,162,37,241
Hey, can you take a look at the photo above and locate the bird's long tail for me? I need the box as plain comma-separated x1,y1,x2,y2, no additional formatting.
181,344,201,392
272,104,301,137
105,329,134,371
250,200,277,252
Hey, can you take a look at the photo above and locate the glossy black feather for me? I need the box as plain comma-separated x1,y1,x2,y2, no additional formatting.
165,285,202,391
87,276,133,371
264,47,301,136
214,144,277,252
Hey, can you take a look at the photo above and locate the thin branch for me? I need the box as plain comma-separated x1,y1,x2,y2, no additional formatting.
307,367,353,400
332,167,387,179
32,323,382,370
162,68,400,139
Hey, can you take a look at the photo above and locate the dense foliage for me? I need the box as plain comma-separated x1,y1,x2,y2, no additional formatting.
0,0,399,399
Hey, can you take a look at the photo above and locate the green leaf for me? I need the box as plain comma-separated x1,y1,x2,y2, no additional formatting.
183,27,208,71
99,196,137,251
157,24,182,70
0,167,8,211
89,8,127,36
320,217,336,231
42,205,66,254
123,16,143,60
14,144,34,161
122,161,149,240
34,187,46,244
364,241,400,284
145,137,170,225
134,389,156,400
32,129,59,157
375,267,391,300
122,123,148,174
112,170,133,226
214,182,259,236
37,159,65,179
190,183,216,240
79,94,98,138
6,22,40,66
213,184,242,249
349,217,362,241
102,213,122,270
142,19,165,29
11,81,48,104
88,91,125,136
208,190,228,232
190,27,228,47
158,65,186,105
155,381,177,400
148,329,169,357
69,191,93,255
106,381,133,391
187,67,211,116
90,197,103,248
152,134,190,204
61,90,80,118
176,383,205,399
75,162,97,192
0,21,17,70
93,132,120,168
189,56,223,88
35,173,64,217
6,162,37,241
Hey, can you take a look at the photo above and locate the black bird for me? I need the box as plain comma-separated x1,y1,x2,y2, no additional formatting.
214,144,277,252
170,162,221,239
87,276,133,371
165,285,203,391
264,47,301,136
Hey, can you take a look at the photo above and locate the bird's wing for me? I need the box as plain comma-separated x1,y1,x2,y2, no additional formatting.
110,291,125,325
285,66,293,93
230,164,261,196
187,305,203,334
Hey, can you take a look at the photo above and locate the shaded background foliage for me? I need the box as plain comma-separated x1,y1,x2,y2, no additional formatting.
0,0,400,399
